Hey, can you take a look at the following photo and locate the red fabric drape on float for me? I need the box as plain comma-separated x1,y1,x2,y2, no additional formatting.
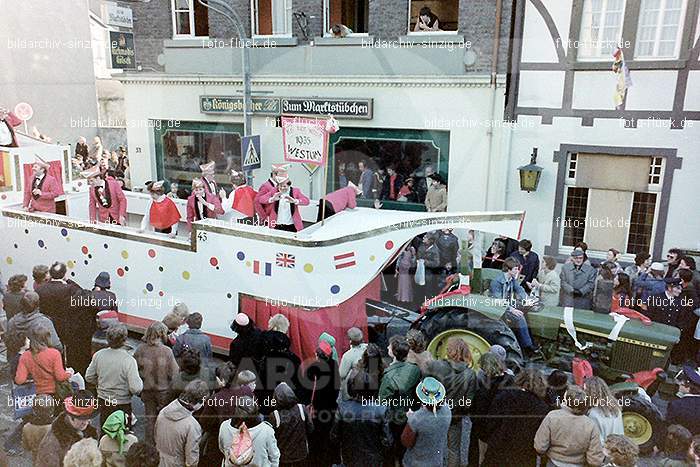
240,276,380,365
23,161,65,195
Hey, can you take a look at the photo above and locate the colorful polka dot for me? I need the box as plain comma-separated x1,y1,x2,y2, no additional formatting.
103,243,109,249
148,249,156,258
1,194,6,200
369,255,376,262
236,251,245,261
24,229,29,234
60,228,68,237
158,266,164,272
303,263,314,273
330,285,340,294
13,243,17,249
84,260,89,265
88,254,92,259
385,240,394,250
146,283,154,292
38,240,44,248
159,291,164,297
124,266,130,272
121,250,129,259
116,268,125,277
6,257,13,265
67,261,75,269
182,271,190,280
227,293,232,299
71,272,75,277
245,260,251,267
210,257,219,267
81,246,89,255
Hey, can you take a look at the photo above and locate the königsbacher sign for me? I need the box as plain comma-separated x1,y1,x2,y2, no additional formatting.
200,96,373,119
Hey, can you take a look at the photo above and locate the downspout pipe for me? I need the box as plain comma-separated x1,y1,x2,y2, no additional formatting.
483,0,503,210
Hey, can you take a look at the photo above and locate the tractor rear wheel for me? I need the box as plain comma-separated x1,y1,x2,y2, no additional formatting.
620,394,664,454
416,307,524,370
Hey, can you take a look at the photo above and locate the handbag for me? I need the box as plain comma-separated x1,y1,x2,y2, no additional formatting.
11,382,36,420
415,259,426,286
31,352,74,401
306,376,317,420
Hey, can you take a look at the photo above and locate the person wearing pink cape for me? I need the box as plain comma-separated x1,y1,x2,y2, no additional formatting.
23,155,61,213
254,163,290,226
81,165,127,225
317,181,362,221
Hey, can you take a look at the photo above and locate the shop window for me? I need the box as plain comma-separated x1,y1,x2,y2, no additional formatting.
154,122,243,198
577,0,625,60
329,128,449,211
252,0,292,36
324,0,369,35
408,1,459,33
635,0,686,59
171,0,209,38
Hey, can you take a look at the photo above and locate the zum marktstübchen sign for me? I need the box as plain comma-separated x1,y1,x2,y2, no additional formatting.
200,96,373,119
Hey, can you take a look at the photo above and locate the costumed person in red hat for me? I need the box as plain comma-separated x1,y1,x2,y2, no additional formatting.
82,165,127,225
223,169,257,219
317,180,362,221
254,163,289,226
199,161,224,212
23,155,62,213
186,178,224,229
261,173,309,232
0,106,22,147
139,181,181,237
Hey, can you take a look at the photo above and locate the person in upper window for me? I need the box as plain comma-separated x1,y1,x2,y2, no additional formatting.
261,174,310,232
140,181,181,237
414,6,441,32
330,23,353,38
23,155,61,213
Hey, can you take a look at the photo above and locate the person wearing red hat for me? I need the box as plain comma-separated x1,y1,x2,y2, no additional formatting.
223,169,257,219
186,178,224,229
261,173,310,232
199,160,224,213
254,163,289,226
81,165,127,225
139,181,181,237
35,391,98,467
23,155,62,213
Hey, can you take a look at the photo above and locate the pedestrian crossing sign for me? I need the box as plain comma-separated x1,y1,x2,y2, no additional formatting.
241,134,261,171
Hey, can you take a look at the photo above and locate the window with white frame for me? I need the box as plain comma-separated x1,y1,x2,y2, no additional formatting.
635,0,686,59
560,154,662,255
408,1,458,33
171,0,209,38
578,0,625,59
252,0,292,36
324,0,369,36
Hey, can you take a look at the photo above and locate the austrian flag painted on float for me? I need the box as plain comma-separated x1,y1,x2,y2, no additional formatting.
253,260,272,276
276,252,295,268
334,251,356,269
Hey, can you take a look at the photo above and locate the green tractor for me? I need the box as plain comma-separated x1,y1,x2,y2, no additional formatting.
399,268,680,453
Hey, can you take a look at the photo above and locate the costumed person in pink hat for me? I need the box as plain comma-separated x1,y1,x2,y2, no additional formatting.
199,161,224,213
23,155,61,213
0,106,22,147
254,163,290,226
139,181,181,237
317,180,362,221
82,165,127,225
261,172,309,232
223,169,257,219
186,178,223,229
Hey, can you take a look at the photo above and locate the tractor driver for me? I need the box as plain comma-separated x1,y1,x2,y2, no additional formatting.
489,257,541,357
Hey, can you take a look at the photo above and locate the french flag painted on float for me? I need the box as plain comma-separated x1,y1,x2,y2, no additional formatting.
253,260,272,276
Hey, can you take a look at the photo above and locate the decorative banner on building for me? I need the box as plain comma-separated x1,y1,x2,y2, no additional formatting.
104,3,133,28
109,31,135,69
200,96,373,119
241,134,261,171
281,117,329,166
